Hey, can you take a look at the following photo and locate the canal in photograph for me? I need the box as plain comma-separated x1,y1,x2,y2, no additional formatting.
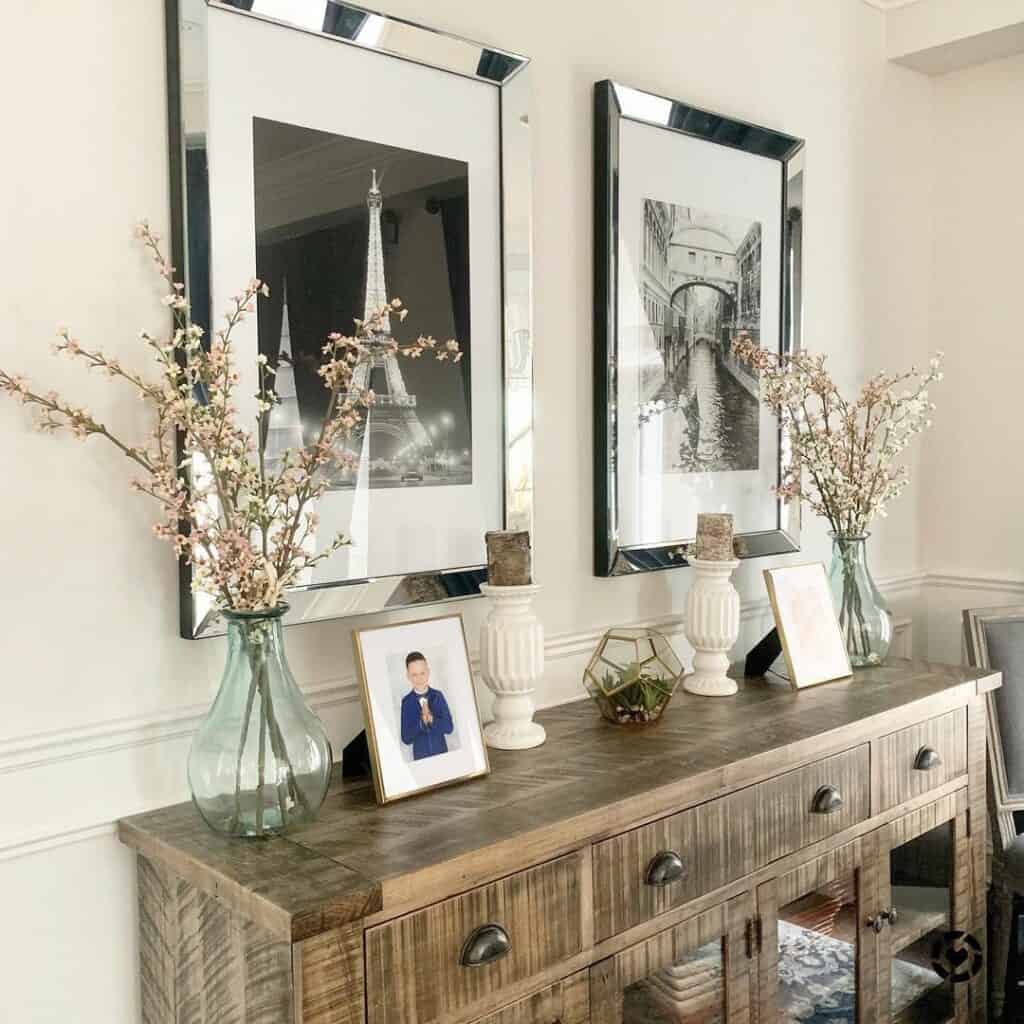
651,340,760,473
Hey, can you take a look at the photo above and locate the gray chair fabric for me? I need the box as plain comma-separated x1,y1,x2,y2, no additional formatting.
983,616,1024,800
1001,834,1024,891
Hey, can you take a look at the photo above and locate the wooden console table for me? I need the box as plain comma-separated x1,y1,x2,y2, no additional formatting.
120,659,999,1023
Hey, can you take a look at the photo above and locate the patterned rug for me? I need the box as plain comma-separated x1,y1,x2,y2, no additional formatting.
777,921,940,1023
620,923,943,1023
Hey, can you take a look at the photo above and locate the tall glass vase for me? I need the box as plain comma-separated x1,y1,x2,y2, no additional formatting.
188,607,333,837
826,533,893,668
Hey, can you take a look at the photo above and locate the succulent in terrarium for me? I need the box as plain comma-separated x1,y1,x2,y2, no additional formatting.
584,628,683,726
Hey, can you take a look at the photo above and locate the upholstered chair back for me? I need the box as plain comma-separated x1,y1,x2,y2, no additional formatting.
964,606,1024,850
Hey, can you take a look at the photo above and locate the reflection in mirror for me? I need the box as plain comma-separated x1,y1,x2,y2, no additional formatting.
210,1,526,82
500,66,534,531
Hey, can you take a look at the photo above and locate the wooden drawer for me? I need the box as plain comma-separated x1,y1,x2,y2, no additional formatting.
876,708,967,812
365,853,583,1024
753,745,871,864
592,792,741,941
470,971,589,1024
592,746,870,941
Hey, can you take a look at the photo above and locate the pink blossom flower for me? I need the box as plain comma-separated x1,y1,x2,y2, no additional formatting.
0,220,463,612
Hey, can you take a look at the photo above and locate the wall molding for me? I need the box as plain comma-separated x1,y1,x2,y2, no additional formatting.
859,0,924,11
0,678,363,777
0,822,117,865
0,600,780,778
0,570,942,860
1,594,788,770
925,572,1024,597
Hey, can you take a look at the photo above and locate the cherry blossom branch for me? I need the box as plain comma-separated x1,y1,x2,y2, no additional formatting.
732,336,942,534
0,222,461,613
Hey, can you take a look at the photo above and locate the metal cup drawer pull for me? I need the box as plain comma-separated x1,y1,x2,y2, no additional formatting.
460,923,511,967
645,850,688,887
913,746,942,771
810,785,844,815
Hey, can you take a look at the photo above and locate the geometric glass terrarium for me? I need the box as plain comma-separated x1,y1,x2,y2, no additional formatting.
583,627,684,727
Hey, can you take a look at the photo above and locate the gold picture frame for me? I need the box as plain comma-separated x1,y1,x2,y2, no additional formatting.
353,612,490,804
764,563,853,689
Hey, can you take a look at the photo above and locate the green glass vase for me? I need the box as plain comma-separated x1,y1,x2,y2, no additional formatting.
188,606,332,837
827,532,893,668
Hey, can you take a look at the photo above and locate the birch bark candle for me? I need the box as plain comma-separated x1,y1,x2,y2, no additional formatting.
485,530,533,586
694,513,735,562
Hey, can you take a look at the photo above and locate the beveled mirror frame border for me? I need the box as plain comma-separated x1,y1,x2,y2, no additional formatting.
593,79,804,578
165,0,533,638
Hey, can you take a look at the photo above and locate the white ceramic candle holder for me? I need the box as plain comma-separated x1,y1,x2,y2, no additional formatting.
683,558,741,697
479,582,546,749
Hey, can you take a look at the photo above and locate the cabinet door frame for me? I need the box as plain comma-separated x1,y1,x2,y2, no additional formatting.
589,891,754,1024
469,970,590,1024
873,790,974,1023
755,836,877,1023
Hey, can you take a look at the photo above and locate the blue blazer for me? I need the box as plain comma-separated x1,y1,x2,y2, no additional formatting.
400,687,454,760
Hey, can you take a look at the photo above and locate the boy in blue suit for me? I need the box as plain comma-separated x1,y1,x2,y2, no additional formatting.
400,651,454,760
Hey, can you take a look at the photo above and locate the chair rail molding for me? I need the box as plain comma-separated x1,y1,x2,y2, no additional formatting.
860,0,924,9
927,571,1024,596
0,573,933,860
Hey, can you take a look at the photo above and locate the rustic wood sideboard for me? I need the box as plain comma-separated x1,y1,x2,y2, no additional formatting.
119,659,999,1024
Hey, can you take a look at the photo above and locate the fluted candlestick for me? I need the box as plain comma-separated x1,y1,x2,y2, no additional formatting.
683,558,741,697
479,583,546,749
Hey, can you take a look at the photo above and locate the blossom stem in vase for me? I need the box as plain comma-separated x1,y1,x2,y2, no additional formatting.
828,533,892,668
729,334,941,670
189,607,332,837
256,674,268,835
230,670,260,834
0,222,464,835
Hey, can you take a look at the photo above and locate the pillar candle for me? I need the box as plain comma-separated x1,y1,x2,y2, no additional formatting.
695,513,735,562
485,530,533,586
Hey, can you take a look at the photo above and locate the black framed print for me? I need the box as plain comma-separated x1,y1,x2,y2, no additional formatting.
593,80,804,577
166,1,534,636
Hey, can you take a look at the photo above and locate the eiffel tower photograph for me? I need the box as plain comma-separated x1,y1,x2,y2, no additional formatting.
252,116,474,489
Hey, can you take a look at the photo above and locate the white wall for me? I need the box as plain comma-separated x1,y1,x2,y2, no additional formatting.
1,0,938,1018
920,50,1024,663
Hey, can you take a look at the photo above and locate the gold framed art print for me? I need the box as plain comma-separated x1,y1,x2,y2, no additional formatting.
764,563,853,689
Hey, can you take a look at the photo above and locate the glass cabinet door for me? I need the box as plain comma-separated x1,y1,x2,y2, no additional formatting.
757,838,873,1023
589,893,753,1024
876,802,973,1023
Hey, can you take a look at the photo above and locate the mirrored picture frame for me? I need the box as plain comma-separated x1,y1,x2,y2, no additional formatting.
593,79,804,577
166,0,533,637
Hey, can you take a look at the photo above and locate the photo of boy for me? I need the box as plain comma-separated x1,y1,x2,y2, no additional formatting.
400,651,454,761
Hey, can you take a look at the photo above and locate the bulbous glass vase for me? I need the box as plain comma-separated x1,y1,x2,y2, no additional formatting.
188,607,333,837
827,533,893,668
